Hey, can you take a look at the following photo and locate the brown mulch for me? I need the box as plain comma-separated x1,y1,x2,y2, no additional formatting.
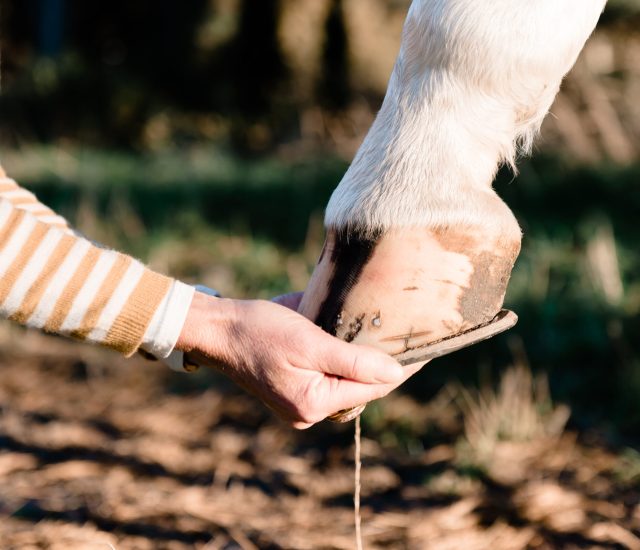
0,328,638,550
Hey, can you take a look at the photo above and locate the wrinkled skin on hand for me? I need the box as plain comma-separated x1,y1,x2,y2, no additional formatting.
176,291,423,429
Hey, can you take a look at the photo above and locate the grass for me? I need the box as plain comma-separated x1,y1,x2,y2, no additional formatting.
454,364,571,467
615,447,640,485
0,145,345,251
1,144,639,438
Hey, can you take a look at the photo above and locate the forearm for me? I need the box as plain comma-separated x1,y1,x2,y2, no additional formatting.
0,168,193,357
0,169,413,428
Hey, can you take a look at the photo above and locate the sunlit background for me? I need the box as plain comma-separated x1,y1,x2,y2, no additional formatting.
0,1,639,548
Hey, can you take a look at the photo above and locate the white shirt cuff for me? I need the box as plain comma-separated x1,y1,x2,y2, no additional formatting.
140,280,195,359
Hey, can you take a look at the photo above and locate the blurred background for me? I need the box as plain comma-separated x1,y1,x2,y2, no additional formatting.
0,1,639,548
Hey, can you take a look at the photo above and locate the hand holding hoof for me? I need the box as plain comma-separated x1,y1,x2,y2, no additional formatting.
177,292,416,428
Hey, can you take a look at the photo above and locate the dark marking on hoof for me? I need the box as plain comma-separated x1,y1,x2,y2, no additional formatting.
344,314,365,343
404,328,413,352
317,240,328,264
403,286,419,291
314,228,382,336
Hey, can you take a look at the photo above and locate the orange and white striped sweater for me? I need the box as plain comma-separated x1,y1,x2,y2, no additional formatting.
0,166,194,358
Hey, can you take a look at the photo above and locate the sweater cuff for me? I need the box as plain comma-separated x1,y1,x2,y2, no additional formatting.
140,280,195,359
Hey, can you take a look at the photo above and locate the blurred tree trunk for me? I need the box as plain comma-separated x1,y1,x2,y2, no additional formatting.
317,0,350,111
228,0,289,153
230,0,286,116
38,0,65,57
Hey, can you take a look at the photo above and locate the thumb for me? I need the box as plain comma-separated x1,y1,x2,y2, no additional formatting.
318,337,404,384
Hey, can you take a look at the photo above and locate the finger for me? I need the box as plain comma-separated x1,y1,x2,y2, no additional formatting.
322,378,397,416
291,421,315,430
320,359,428,417
317,339,404,384
401,359,430,378
271,292,304,311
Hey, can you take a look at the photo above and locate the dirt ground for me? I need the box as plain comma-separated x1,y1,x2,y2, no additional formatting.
0,328,639,550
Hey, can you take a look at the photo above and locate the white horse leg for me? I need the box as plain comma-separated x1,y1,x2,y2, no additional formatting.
299,0,607,388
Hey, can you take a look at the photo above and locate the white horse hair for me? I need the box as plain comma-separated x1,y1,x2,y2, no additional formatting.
325,0,607,238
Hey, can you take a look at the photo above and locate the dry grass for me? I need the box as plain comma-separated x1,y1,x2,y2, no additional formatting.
453,363,571,469
0,331,638,549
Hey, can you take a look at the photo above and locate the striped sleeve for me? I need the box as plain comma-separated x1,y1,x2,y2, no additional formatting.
0,169,194,357
0,166,71,231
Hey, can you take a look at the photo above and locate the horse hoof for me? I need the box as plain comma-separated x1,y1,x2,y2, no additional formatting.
298,225,521,422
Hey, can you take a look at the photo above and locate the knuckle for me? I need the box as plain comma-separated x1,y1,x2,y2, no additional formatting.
298,406,323,425
348,355,361,380
295,392,323,425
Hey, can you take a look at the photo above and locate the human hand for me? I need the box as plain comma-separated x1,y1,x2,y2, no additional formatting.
176,291,423,429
